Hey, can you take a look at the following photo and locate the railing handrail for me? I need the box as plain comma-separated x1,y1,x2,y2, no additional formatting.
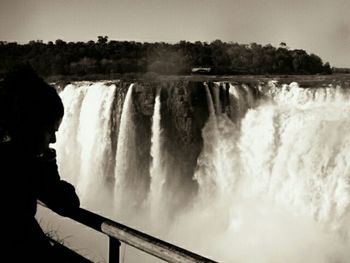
38,202,218,263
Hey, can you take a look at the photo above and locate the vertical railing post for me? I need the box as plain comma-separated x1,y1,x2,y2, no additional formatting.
108,237,121,263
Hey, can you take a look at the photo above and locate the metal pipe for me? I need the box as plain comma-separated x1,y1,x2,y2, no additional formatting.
102,221,217,263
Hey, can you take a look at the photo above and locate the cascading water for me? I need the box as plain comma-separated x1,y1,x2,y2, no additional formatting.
55,83,87,186
56,82,117,212
52,79,350,263
148,88,167,223
113,83,146,218
183,82,350,262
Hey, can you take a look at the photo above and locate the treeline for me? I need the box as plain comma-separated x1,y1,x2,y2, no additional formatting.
0,36,332,78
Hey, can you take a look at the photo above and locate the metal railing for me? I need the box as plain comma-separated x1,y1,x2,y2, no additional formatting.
38,202,218,263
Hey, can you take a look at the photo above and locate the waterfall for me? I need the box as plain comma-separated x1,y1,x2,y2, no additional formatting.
194,83,218,194
56,82,116,211
194,83,241,201
185,83,350,262
56,84,87,186
148,88,166,222
113,84,139,215
242,83,255,107
228,83,252,120
53,80,350,263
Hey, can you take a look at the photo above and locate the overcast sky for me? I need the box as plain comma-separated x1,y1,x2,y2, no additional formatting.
0,0,349,67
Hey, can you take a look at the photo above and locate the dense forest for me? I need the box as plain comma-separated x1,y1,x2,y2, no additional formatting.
0,36,333,79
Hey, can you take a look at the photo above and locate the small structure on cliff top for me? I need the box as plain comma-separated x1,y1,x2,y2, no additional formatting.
191,67,211,74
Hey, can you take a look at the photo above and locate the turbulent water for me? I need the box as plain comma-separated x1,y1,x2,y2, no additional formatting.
53,79,350,263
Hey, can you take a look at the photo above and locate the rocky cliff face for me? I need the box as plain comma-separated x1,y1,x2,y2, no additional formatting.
129,81,211,202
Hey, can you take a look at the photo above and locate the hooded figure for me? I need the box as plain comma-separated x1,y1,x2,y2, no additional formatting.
0,65,80,262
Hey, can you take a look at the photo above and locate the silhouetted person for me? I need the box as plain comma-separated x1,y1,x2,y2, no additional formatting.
0,65,80,262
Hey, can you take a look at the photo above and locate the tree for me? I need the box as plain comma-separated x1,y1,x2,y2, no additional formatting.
323,62,332,74
98,36,108,45
55,39,66,46
279,42,289,49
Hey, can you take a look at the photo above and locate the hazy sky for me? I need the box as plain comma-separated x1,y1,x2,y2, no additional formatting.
0,0,349,67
